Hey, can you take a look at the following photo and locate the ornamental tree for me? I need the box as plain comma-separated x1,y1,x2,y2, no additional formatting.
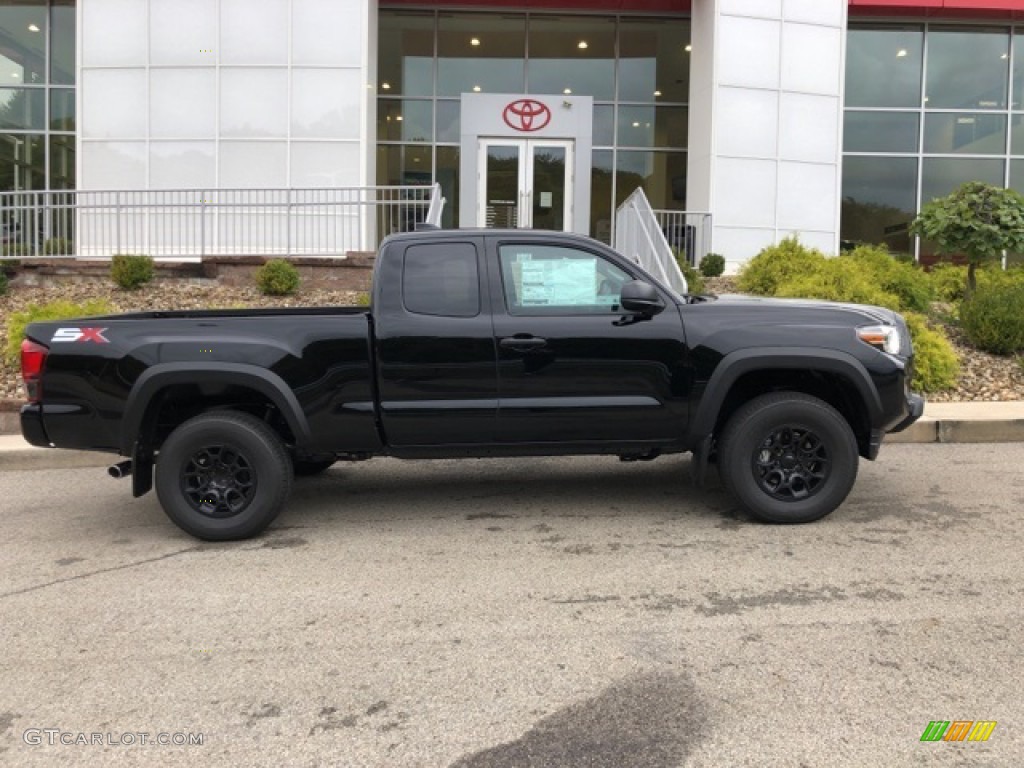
910,181,1024,296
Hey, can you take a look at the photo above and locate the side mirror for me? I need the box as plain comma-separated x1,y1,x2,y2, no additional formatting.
619,280,665,316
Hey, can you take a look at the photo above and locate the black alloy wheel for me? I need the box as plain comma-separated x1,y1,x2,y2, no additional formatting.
156,411,293,540
752,425,830,501
181,444,257,518
718,392,858,524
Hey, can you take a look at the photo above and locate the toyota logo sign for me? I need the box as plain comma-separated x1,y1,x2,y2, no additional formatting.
503,99,552,132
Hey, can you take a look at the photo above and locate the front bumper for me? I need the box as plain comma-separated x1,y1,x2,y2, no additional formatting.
866,393,924,460
20,404,51,447
889,393,925,434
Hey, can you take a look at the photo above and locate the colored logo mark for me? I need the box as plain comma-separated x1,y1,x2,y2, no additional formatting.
920,721,997,742
503,99,552,133
52,327,110,344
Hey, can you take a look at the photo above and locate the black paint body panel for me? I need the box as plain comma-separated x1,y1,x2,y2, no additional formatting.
22,230,921,461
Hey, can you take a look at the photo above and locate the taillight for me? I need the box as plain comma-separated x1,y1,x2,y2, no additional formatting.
20,339,48,404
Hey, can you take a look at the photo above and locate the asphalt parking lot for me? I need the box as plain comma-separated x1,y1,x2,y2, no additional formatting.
1,443,1022,767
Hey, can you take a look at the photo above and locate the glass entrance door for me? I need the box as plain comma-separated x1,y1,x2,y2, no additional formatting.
478,139,573,231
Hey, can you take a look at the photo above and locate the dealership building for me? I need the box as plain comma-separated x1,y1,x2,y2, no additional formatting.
2,0,1024,268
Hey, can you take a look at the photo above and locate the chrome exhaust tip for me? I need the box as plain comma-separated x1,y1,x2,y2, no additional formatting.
108,460,133,479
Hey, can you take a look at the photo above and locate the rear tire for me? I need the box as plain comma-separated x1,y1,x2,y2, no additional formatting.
718,392,858,524
155,411,292,541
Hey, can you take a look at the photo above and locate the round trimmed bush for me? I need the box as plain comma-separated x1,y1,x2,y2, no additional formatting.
737,236,827,295
111,254,154,290
699,252,726,278
255,259,300,296
959,282,1024,355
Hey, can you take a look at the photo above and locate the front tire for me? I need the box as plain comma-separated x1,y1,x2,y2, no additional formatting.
155,411,293,541
718,392,858,524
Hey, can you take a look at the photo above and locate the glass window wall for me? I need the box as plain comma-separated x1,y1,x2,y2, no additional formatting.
377,10,690,240
0,1,76,194
842,22,1024,260
527,16,615,101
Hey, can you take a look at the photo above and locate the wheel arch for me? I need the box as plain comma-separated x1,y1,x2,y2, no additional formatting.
691,348,881,459
121,363,312,455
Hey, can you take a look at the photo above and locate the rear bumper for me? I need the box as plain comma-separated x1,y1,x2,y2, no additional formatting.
20,404,51,447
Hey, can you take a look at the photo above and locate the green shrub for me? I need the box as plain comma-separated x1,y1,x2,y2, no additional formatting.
255,259,300,296
110,253,154,290
928,263,969,303
699,252,726,278
0,271,7,297
737,236,827,295
675,258,706,295
43,238,73,256
354,291,371,307
839,244,933,313
903,312,960,393
5,299,114,365
2,244,29,258
959,282,1024,355
775,257,902,311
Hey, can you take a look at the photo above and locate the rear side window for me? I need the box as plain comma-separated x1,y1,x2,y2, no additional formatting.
402,243,480,318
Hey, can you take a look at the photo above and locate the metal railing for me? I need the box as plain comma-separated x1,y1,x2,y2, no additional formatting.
0,184,445,259
651,208,714,269
614,188,690,295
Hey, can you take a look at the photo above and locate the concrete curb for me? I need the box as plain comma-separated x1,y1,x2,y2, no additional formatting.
3,404,1024,471
886,418,1024,444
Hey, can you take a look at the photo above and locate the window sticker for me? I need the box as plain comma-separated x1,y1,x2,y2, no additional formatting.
519,259,598,306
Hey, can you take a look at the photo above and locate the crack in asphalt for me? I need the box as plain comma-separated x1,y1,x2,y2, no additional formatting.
0,546,205,599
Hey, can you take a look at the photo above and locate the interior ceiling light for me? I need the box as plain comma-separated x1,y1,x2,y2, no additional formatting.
1001,53,1009,59
472,85,481,92
632,121,640,127
896,49,907,58
11,72,19,78
685,44,692,52
578,41,588,49
471,38,481,46
654,90,662,97
395,115,403,121
563,88,572,94
28,23,40,32
381,82,391,90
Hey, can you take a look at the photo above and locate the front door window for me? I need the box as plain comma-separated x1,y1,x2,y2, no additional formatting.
479,139,573,231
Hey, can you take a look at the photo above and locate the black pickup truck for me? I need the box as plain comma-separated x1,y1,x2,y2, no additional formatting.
20,230,923,540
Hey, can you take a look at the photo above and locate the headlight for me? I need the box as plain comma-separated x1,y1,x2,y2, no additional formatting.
857,325,901,355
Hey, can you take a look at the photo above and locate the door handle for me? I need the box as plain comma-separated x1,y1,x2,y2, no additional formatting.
500,336,548,351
